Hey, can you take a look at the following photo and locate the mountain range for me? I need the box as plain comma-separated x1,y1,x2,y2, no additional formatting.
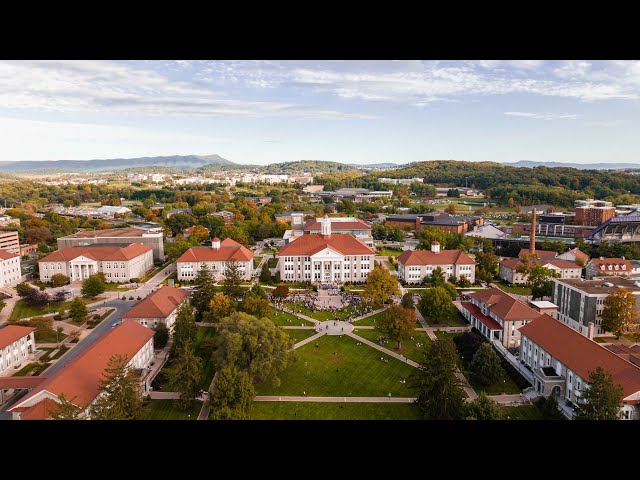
504,160,638,170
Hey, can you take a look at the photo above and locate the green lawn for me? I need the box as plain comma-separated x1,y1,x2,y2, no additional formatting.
352,328,432,363
269,310,314,326
385,261,397,271
36,329,68,343
434,331,463,342
160,272,178,286
283,301,371,322
141,400,203,420
377,248,403,257
51,346,69,360
67,317,87,327
12,361,51,376
250,401,422,420
502,404,545,420
285,329,317,344
423,312,468,327
253,256,263,268
593,337,608,343
495,281,532,296
352,310,386,326
9,296,106,321
195,326,218,391
255,335,416,397
37,347,55,361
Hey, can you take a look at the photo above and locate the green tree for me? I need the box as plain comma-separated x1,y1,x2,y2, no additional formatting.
453,330,484,362
601,288,639,339
214,312,294,387
209,366,255,420
539,395,564,420
419,287,457,324
50,273,70,287
191,265,216,320
476,251,498,282
49,393,84,420
375,305,416,351
363,265,399,308
223,259,244,299
68,297,88,323
528,264,561,300
470,343,505,386
425,266,446,287
259,264,272,283
89,354,143,420
250,283,268,300
153,323,169,349
166,339,203,410
575,367,624,420
81,274,106,298
465,392,503,420
401,292,415,309
172,303,198,354
411,336,466,420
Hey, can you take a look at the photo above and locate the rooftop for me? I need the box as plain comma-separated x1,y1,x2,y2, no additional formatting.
177,237,253,263
62,228,160,239
0,325,34,349
554,276,640,294
397,248,475,266
39,243,152,263
529,300,558,309
278,233,374,257
304,217,371,231
123,286,189,320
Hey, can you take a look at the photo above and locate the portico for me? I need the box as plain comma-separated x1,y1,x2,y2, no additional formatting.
68,256,98,281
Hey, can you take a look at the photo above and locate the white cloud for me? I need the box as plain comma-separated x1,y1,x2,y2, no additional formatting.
504,111,580,120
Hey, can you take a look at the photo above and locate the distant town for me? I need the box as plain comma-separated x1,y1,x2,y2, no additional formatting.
0,157,639,421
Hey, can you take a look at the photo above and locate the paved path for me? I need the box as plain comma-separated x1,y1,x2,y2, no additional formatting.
352,325,374,330
281,326,316,330
292,331,325,350
347,332,419,367
149,392,180,400
488,393,529,405
0,287,19,326
135,262,176,298
413,308,435,340
351,308,386,323
254,396,417,403
197,371,219,420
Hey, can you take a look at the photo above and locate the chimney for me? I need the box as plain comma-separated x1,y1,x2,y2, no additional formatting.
473,225,478,233
431,241,440,254
587,321,595,340
212,237,220,249
529,208,536,255
321,214,331,237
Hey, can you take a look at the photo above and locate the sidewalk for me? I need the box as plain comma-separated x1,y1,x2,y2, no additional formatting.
254,395,417,403
347,332,419,367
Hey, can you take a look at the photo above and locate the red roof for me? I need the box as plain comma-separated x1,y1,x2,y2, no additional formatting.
0,325,34,349
123,286,189,320
397,249,475,266
520,315,640,401
590,257,633,273
10,320,154,412
176,238,253,263
303,218,371,232
19,398,60,420
278,233,374,257
518,248,557,259
563,248,589,263
462,303,503,330
0,248,19,260
0,376,46,390
470,288,542,321
500,258,581,271
39,244,152,263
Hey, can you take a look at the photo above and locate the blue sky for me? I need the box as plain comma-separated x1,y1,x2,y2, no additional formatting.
0,60,638,164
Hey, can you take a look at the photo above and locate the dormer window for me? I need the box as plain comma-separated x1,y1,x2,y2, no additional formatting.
622,265,627,270
608,265,612,270
614,265,619,270
601,265,605,270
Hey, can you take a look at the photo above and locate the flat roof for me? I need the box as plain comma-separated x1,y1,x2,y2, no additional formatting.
529,301,558,308
63,228,158,238
555,276,640,294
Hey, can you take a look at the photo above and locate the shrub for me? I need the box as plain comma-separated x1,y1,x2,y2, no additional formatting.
137,296,142,300
130,278,140,283
129,296,134,300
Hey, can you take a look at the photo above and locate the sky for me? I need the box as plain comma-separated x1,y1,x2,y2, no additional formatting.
0,60,639,165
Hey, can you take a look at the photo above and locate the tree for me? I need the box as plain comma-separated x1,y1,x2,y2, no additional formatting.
188,225,210,243
166,339,203,410
153,323,169,349
81,274,106,298
27,316,54,341
191,265,216,321
453,330,484,362
575,367,624,420
601,288,639,339
241,296,271,318
172,303,198,354
419,287,457,324
50,273,70,287
209,366,255,420
363,266,399,308
89,354,143,420
445,203,458,214
16,282,34,298
214,312,294,386
223,259,244,299
470,343,505,386
250,283,268,300
476,252,498,282
272,285,289,299
465,392,503,420
375,305,416,351
401,292,415,309
538,395,564,420
425,266,446,288
411,336,466,420
259,264,272,283
68,297,88,323
49,393,83,420
207,293,235,322
528,264,560,300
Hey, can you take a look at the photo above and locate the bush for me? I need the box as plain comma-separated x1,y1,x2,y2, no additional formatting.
93,314,101,320
129,296,134,300
130,278,140,283
53,315,62,321
137,296,142,300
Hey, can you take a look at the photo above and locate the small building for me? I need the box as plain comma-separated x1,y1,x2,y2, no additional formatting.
245,197,272,206
19,244,38,256
211,210,234,225
585,257,633,280
303,185,325,193
557,248,589,266
176,237,254,282
499,257,582,284
520,314,640,419
0,326,35,375
0,215,20,227
0,248,22,288
122,286,189,332
96,205,132,217
9,320,154,420
397,242,475,284
165,208,192,218
0,230,20,254
529,300,559,319
38,243,154,283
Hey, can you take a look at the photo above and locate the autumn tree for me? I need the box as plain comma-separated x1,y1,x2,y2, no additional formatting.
68,297,88,323
271,285,289,299
575,367,624,420
223,259,244,299
240,295,271,318
363,265,399,308
445,203,457,215
601,288,639,339
209,366,255,420
375,305,416,351
188,225,210,243
89,354,143,420
50,273,70,287
207,293,235,322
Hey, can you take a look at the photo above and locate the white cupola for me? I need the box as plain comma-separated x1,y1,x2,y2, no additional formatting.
321,214,331,236
212,237,221,249
431,241,440,254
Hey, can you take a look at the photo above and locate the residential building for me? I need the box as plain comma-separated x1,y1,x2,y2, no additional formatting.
245,196,272,206
58,227,165,262
551,276,640,337
0,326,35,375
0,215,20,227
211,210,234,225
397,242,475,284
574,199,615,226
122,286,189,332
461,288,542,348
385,213,483,233
176,237,254,282
276,216,375,284
9,320,154,420
303,216,374,247
38,244,154,283
499,257,582,284
557,248,590,266
0,249,22,287
519,314,640,419
378,177,424,185
19,244,38,256
0,230,20,254
585,257,633,280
